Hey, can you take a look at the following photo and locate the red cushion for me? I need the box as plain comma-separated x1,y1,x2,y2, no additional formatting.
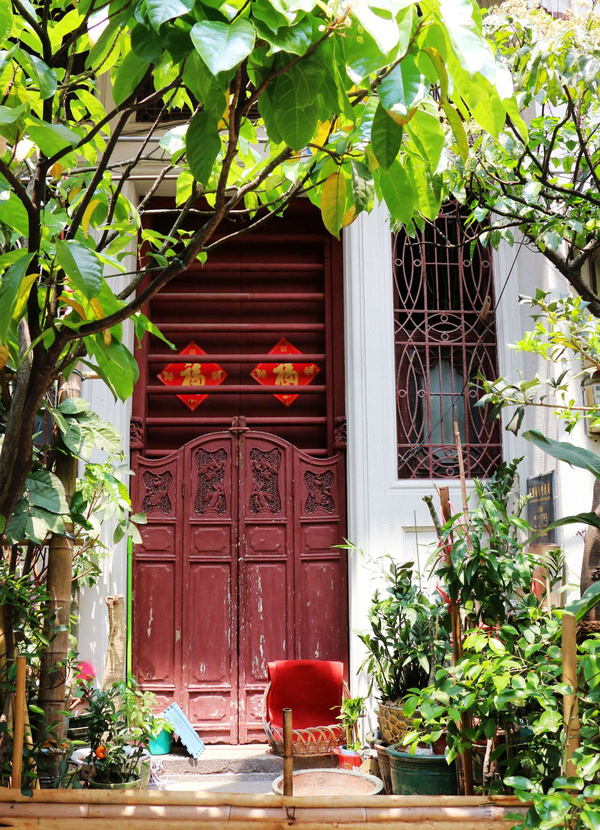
266,660,344,729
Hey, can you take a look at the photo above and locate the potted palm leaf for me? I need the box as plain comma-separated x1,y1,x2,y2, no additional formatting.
333,696,366,770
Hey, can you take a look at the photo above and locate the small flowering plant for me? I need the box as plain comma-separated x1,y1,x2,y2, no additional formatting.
82,679,166,786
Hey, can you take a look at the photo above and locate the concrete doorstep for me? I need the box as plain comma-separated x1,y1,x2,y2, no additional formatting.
150,744,336,793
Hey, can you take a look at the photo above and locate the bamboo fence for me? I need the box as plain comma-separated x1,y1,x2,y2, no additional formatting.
0,788,528,829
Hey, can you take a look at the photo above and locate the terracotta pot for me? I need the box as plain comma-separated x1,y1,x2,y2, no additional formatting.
374,740,392,794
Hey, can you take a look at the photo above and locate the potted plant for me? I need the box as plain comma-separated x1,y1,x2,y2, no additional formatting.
120,679,173,757
333,696,366,770
356,556,450,746
72,680,155,789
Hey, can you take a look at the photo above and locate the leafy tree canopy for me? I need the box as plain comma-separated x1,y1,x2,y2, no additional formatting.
0,0,511,531
447,2,600,314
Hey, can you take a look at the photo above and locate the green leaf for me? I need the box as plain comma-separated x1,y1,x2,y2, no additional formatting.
527,512,600,545
0,193,30,236
442,101,468,163
438,0,495,81
190,19,255,77
57,397,90,416
379,158,414,225
535,795,572,823
56,241,103,300
85,336,139,402
504,775,537,792
27,119,79,156
130,24,163,62
27,469,69,515
186,110,221,185
581,807,600,830
0,102,27,127
353,3,399,54
147,0,194,31
112,50,150,107
272,72,318,150
320,171,347,239
350,160,374,212
371,103,402,170
406,105,445,171
0,1,13,39
0,252,34,343
408,156,441,221
21,52,57,99
379,62,427,125
523,429,600,480
565,584,600,622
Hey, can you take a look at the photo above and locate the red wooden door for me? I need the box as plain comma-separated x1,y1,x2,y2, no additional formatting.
132,427,347,743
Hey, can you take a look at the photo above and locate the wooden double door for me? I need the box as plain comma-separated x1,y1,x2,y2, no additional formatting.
132,427,347,743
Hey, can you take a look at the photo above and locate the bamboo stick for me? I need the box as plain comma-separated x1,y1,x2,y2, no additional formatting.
562,613,580,777
283,708,293,796
11,656,26,791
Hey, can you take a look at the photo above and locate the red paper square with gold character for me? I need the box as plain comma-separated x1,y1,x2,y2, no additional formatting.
250,337,320,407
157,341,227,411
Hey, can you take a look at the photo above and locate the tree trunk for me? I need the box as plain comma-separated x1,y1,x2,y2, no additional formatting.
37,371,81,741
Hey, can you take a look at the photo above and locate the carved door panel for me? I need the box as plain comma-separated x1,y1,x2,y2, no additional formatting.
237,434,294,742
183,433,239,743
132,429,347,743
132,453,183,713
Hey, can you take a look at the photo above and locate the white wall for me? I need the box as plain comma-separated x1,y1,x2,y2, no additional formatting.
342,207,592,732
77,183,137,681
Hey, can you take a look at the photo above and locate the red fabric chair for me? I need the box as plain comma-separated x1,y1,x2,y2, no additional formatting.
262,660,348,756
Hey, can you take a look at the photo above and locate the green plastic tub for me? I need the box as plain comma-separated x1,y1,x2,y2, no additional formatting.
149,728,173,756
387,744,457,795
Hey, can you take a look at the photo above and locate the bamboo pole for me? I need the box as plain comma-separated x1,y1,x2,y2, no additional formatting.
562,613,580,777
11,656,26,791
38,370,82,743
282,708,293,796
452,424,474,797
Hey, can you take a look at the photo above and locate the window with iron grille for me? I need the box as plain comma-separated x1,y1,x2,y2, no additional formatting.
393,203,502,480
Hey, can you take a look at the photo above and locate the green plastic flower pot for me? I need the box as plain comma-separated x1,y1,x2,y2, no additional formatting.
149,728,173,756
387,744,457,795
89,778,142,790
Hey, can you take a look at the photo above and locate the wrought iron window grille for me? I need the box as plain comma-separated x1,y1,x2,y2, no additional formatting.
393,203,502,480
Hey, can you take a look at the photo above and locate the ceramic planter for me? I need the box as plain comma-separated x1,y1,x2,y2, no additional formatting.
387,744,457,796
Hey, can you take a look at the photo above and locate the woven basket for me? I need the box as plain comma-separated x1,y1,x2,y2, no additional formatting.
377,700,416,746
261,678,350,757
266,723,345,757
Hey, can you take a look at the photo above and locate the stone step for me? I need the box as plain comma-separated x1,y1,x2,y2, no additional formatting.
152,745,336,776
